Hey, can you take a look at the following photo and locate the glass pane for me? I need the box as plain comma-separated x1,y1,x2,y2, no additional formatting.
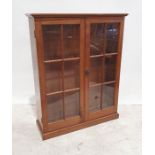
64,90,80,118
64,61,80,90
90,57,104,85
90,24,105,55
42,25,61,60
47,93,63,122
45,62,62,93
63,25,80,58
89,86,101,112
102,84,115,108
105,23,119,53
104,55,117,82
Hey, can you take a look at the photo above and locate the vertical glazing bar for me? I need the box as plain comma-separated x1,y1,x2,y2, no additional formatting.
114,20,124,113
100,23,107,109
61,24,66,120
103,23,107,54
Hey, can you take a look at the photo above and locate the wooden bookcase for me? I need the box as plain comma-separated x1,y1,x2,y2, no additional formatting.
27,13,128,140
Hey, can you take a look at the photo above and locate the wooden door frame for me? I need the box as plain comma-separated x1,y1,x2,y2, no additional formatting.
85,17,125,121
34,18,85,132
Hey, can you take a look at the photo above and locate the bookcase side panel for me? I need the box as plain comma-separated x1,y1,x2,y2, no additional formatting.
28,17,42,128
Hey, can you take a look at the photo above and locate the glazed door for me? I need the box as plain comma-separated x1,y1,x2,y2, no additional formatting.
37,19,85,131
85,18,123,120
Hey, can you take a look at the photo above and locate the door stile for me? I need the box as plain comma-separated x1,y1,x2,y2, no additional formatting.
35,18,86,130
60,25,66,120
79,19,85,122
85,17,124,120
113,19,125,113
84,19,91,120
35,20,49,132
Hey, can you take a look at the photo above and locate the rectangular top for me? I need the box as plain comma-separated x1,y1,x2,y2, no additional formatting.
26,13,128,18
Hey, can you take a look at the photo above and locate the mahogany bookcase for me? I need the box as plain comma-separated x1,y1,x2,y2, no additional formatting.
27,13,128,140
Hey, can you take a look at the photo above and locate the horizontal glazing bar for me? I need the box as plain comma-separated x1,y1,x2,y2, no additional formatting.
44,57,80,63
90,53,117,58
46,87,80,96
89,80,116,87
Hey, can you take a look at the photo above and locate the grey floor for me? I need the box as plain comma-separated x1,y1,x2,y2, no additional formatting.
12,104,141,155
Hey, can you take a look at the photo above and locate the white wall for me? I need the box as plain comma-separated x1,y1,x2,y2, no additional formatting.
12,0,141,104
